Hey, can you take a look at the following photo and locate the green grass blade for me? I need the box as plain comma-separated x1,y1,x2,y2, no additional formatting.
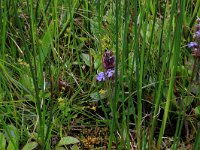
157,1,184,149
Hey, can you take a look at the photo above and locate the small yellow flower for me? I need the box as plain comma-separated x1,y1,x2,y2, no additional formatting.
66,27,71,33
58,97,64,103
18,58,30,67
90,106,96,111
24,63,30,68
18,58,23,63
99,89,106,95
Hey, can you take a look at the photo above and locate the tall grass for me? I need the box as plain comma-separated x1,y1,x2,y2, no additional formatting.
0,0,200,149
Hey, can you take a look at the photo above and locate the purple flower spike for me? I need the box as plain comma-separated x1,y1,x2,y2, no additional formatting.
96,72,105,81
106,69,115,78
103,50,115,70
188,42,198,49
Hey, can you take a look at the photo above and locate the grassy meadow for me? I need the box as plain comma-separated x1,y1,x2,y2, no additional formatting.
0,0,200,149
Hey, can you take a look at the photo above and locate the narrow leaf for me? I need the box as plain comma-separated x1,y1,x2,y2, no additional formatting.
81,53,91,66
57,136,80,147
22,142,38,150
0,132,6,150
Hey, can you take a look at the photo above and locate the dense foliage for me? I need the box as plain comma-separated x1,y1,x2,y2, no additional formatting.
0,0,200,149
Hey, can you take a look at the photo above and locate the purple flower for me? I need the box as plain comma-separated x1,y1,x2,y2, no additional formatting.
188,42,198,48
106,69,115,78
195,30,200,38
96,50,116,82
96,72,105,81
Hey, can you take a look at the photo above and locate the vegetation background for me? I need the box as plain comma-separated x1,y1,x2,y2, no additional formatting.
0,0,200,149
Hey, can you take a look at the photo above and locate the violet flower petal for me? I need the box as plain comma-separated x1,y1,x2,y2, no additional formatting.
96,72,105,81
188,42,198,48
195,30,200,38
106,69,115,78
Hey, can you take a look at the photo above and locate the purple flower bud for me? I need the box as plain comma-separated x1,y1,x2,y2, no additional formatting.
106,69,115,78
103,50,115,70
188,42,198,49
96,72,105,81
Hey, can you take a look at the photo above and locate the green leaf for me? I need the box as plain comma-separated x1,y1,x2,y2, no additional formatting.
39,21,54,66
90,19,100,37
81,53,91,66
194,106,200,116
4,124,19,150
22,142,38,150
183,97,194,107
90,90,108,101
90,48,101,69
90,92,101,101
71,144,79,150
56,136,80,147
7,141,15,150
55,147,66,150
4,124,19,144
0,132,6,150
94,57,101,69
